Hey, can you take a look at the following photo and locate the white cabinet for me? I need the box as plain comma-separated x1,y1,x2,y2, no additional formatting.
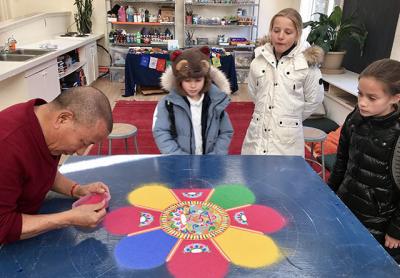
25,59,61,102
322,71,358,125
58,42,99,89
81,42,99,85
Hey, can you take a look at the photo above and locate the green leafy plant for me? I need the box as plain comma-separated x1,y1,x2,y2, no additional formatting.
74,0,93,34
304,6,368,55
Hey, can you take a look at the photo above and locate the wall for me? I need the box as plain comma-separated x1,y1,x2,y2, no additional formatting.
257,0,300,38
341,0,400,73
0,13,70,46
7,0,299,42
8,0,107,37
391,13,400,61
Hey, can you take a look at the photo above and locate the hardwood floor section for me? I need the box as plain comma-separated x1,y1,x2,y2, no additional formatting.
60,77,252,164
91,77,252,109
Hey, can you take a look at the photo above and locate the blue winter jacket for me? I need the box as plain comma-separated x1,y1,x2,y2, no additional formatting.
153,84,233,154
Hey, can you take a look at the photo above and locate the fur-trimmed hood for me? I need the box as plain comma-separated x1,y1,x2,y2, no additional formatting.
160,66,232,95
256,35,324,66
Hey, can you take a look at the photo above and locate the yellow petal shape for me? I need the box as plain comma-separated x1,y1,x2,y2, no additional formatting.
213,227,281,268
128,183,178,211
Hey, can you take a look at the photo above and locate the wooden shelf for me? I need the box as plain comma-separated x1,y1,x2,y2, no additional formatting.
322,70,359,97
186,2,258,6
186,24,255,28
58,61,86,79
112,43,168,48
112,22,174,26
116,0,175,3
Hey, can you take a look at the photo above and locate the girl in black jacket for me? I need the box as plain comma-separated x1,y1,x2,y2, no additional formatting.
328,59,400,262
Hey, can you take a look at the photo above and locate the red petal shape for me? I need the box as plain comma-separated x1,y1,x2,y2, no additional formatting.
228,204,286,234
167,239,229,278
103,206,160,235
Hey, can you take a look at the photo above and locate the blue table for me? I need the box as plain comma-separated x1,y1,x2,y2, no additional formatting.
1,155,399,277
124,53,238,96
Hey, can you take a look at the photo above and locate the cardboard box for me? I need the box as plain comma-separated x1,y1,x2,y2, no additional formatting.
137,86,166,95
160,7,174,22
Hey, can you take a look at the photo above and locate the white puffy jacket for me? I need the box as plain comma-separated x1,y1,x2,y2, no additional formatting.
241,41,324,157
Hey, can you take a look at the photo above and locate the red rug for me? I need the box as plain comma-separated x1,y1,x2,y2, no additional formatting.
89,100,329,179
90,100,254,155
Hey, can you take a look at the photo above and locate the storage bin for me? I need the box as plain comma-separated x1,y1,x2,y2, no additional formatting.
110,46,129,66
234,50,253,68
236,69,249,84
110,66,125,83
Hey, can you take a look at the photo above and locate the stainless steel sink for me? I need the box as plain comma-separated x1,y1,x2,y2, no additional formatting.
0,48,54,62
10,49,54,55
0,54,37,62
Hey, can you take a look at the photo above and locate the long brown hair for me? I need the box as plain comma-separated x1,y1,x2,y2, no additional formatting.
359,59,400,96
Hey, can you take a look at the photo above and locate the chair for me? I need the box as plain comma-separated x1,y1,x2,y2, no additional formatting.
304,126,327,181
98,123,139,155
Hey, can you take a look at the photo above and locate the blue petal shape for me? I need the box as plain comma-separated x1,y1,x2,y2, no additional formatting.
115,229,178,269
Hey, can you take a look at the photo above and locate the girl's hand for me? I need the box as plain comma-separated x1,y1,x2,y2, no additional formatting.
74,182,109,198
385,234,400,249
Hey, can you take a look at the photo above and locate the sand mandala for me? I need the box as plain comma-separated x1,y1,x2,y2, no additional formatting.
103,183,287,278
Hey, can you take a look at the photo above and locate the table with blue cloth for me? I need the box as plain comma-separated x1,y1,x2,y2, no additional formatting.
124,53,238,96
1,155,400,277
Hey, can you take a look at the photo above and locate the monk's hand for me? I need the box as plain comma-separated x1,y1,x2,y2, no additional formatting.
385,234,400,249
74,182,109,198
69,200,106,228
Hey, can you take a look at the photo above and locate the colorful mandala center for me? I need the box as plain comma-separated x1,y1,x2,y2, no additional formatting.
160,201,229,240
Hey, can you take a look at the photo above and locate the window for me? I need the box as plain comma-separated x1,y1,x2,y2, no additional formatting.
300,0,343,21
300,0,343,42
0,0,11,22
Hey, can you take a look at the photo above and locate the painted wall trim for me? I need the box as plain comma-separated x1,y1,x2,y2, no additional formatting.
0,12,70,34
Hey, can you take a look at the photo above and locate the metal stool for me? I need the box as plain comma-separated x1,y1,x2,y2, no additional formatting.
304,126,327,181
98,123,139,155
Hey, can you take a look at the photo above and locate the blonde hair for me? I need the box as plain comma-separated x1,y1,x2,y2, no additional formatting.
359,59,400,96
269,8,303,42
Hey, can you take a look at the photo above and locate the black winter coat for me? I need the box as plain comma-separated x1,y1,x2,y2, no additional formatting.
328,107,400,244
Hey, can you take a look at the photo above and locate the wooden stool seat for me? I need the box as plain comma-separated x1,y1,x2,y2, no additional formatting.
304,126,327,181
98,123,139,155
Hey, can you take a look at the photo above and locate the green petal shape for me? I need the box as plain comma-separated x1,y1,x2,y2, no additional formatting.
209,184,255,209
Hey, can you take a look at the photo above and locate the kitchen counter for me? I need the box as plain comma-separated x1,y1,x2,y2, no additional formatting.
0,33,104,82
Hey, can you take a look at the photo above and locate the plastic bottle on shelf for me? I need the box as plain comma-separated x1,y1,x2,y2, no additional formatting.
126,6,134,22
136,31,142,44
118,6,126,22
140,9,145,22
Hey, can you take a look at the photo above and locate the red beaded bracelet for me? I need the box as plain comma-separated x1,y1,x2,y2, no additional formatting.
70,183,80,197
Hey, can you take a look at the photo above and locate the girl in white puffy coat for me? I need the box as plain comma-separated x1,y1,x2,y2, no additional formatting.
241,8,325,157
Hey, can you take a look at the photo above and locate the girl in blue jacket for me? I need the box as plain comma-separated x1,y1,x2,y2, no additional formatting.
152,46,233,155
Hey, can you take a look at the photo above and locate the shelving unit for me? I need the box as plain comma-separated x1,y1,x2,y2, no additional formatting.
106,0,176,82
183,0,259,49
184,0,259,84
106,1,176,48
58,61,86,79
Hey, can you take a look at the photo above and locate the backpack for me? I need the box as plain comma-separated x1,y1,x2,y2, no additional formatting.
165,100,177,139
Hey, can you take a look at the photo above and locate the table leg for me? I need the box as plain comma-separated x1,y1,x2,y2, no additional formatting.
108,139,112,155
98,141,102,155
124,138,129,153
321,141,325,181
133,135,139,154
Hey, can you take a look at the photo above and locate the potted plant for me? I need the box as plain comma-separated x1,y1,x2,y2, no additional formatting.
304,6,368,74
74,0,93,35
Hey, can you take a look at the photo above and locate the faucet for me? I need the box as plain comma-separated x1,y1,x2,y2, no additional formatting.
1,36,17,53
0,42,8,53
